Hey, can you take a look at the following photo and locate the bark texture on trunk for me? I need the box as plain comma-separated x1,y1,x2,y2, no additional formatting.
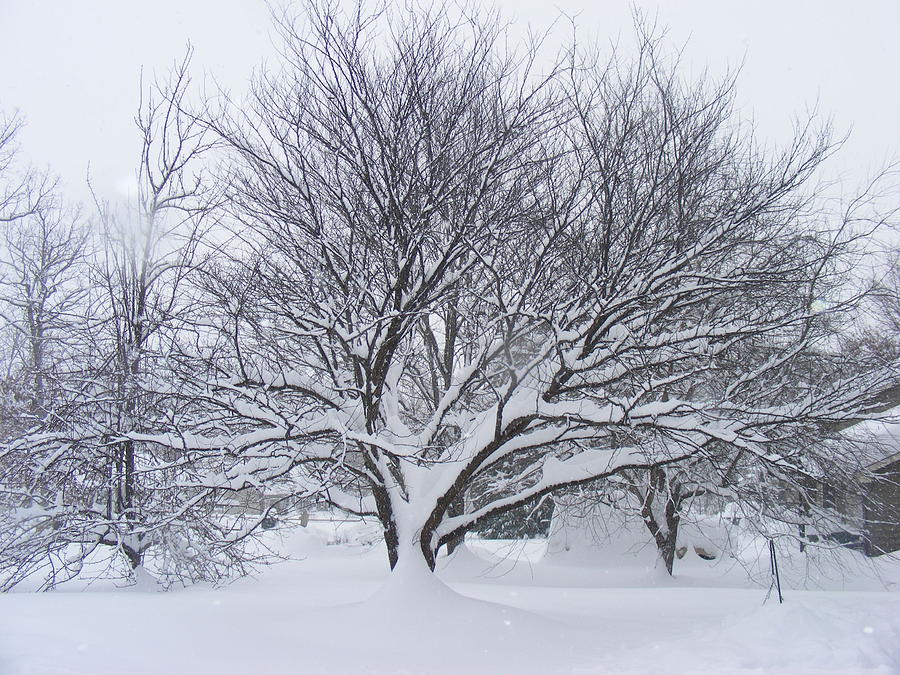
638,466,683,576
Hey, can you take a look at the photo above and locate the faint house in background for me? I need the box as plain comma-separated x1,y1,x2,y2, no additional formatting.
818,381,900,557
855,421,900,556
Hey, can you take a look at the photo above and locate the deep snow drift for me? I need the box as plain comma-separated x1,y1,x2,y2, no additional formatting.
1,516,898,675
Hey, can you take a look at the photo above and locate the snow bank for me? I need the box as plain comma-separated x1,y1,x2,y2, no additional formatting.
1,523,898,674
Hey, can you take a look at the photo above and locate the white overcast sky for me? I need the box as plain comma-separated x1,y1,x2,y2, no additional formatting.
1,0,899,206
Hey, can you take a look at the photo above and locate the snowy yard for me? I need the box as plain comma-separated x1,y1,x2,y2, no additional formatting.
2,518,898,675
2,1,900,673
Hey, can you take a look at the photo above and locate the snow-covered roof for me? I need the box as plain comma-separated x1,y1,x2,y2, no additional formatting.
844,408,900,470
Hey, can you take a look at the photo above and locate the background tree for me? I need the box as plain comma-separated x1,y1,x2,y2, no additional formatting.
84,53,212,574
0,113,95,588
0,202,88,431
0,113,69,439
0,57,255,590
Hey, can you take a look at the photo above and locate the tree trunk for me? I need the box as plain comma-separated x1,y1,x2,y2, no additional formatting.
639,466,682,576
123,543,142,570
373,485,400,570
372,490,444,574
660,497,682,576
443,493,465,556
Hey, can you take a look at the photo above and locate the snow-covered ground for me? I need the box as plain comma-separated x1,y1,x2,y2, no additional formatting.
1,516,898,675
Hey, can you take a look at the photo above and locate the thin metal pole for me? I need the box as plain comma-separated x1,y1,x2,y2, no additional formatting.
769,539,783,604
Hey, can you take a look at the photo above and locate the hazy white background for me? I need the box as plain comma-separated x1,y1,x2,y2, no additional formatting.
1,0,899,208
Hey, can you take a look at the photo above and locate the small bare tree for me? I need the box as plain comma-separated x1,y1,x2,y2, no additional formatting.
85,51,213,574
0,113,76,437
0,202,88,430
0,56,255,590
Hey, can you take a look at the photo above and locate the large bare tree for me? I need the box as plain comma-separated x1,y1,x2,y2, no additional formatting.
145,4,896,579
